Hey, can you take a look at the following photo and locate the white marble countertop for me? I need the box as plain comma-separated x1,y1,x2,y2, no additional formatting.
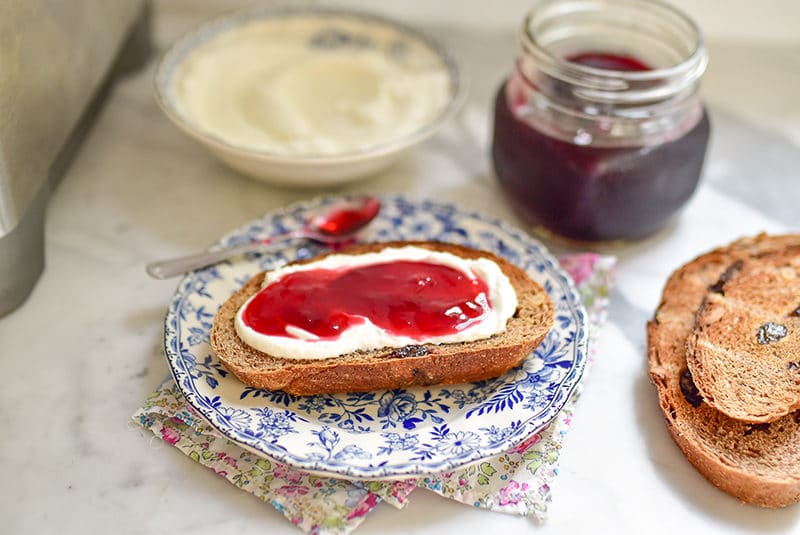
2,1,799,533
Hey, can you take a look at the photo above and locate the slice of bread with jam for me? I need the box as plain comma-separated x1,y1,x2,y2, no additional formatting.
211,241,554,395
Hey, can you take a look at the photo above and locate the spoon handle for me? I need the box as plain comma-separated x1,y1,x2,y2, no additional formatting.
145,235,291,279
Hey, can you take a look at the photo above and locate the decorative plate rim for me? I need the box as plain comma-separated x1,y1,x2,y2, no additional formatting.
162,195,588,480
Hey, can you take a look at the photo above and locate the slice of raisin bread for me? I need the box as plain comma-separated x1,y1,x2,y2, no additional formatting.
647,233,800,508
686,250,800,423
211,241,554,395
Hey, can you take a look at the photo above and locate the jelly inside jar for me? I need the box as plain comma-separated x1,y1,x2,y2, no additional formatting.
491,52,710,242
566,51,652,71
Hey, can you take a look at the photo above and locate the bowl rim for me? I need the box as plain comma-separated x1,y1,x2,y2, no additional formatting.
153,5,466,165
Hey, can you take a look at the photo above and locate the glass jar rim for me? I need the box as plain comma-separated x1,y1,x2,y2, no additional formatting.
519,0,708,102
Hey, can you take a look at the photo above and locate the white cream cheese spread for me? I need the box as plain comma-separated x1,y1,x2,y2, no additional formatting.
234,246,519,360
171,18,452,156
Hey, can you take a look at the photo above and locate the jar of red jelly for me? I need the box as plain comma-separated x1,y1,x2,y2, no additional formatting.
492,0,710,242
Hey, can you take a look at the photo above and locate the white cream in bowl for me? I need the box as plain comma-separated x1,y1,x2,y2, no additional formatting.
155,9,461,185
173,19,451,156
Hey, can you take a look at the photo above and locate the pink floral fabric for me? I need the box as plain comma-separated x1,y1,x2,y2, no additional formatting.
133,253,614,533
135,381,417,533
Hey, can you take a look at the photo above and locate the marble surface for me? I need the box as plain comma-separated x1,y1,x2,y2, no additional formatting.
1,1,799,534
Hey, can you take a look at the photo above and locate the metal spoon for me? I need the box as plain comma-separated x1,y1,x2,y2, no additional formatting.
146,196,381,279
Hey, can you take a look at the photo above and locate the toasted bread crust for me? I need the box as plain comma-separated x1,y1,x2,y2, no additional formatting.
211,241,554,395
647,233,800,508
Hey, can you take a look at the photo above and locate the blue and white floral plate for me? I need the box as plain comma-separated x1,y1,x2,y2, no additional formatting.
163,195,588,480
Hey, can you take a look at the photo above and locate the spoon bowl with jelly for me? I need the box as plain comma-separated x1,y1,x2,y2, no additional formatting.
146,196,382,279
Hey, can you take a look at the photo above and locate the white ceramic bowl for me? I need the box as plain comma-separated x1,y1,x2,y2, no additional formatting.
154,7,464,187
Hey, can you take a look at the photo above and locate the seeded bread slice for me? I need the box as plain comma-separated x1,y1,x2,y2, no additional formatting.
647,233,800,508
686,251,800,423
211,241,554,395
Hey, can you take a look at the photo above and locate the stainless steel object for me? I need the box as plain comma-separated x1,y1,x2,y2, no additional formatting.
146,240,302,281
0,0,151,317
146,196,382,279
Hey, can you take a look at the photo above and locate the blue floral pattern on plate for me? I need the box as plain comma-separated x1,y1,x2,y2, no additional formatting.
163,195,588,479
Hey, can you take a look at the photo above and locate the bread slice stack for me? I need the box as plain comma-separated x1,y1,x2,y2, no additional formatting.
212,241,554,395
647,234,800,508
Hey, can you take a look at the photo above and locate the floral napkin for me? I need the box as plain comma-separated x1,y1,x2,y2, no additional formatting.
133,253,614,534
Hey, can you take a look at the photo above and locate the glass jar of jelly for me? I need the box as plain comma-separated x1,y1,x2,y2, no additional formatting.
491,0,710,242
